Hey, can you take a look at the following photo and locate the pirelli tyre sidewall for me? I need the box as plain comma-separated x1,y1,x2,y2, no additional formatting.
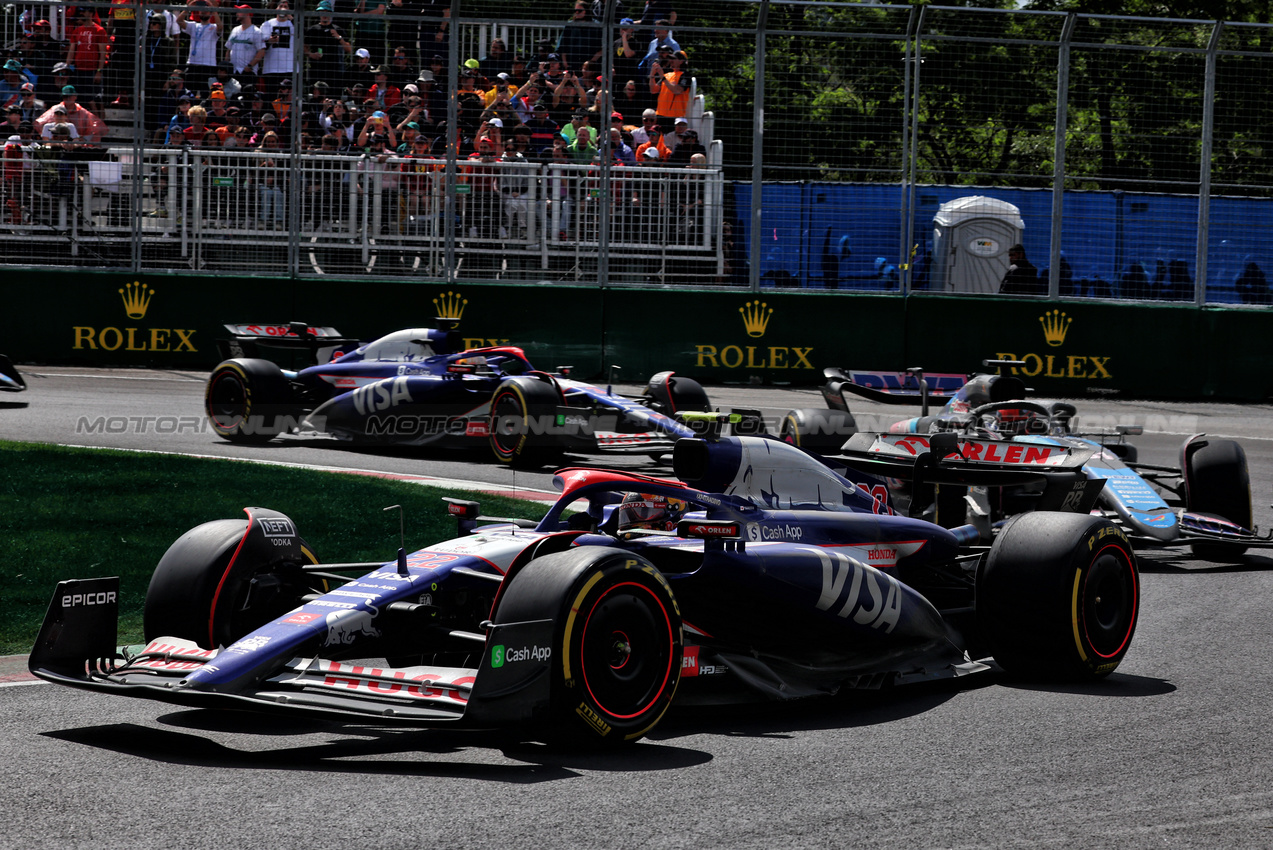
205,358,296,443
488,376,562,466
144,510,322,649
977,512,1139,680
493,547,683,745
779,408,858,454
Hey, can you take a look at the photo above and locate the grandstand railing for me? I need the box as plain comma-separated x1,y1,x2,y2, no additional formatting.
0,145,724,282
4,2,1273,305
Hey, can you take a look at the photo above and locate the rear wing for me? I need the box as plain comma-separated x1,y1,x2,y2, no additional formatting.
216,323,363,367
822,367,968,411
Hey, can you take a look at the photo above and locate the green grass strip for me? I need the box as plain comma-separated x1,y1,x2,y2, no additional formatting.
0,441,550,655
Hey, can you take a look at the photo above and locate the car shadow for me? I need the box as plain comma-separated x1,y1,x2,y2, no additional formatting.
41,715,712,782
1136,549,1273,573
995,670,1176,698
39,667,1169,778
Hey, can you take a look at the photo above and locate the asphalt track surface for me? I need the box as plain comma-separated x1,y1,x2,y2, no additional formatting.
3,366,1273,849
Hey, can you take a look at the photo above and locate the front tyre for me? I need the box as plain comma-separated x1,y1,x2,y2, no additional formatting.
493,548,682,745
977,513,1138,681
144,508,323,649
1182,437,1251,559
488,376,564,467
205,359,298,444
643,371,711,416
779,408,857,454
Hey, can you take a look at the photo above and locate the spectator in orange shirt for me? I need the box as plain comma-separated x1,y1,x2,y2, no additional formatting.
35,86,107,142
649,49,689,133
634,123,670,161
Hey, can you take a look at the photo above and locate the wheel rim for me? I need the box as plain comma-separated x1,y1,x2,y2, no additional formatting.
489,389,526,459
1081,545,1138,658
207,372,249,432
580,582,674,721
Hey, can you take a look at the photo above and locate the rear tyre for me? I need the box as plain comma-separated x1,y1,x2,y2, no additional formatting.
1183,438,1251,559
488,376,565,467
205,359,298,444
779,408,857,454
493,548,682,746
977,513,1138,681
144,510,322,649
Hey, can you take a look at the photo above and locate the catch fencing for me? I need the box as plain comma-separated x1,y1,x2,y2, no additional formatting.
0,144,723,282
3,2,1273,305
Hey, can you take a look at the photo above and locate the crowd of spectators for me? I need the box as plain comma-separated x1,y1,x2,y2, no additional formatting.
1,0,707,159
2,0,715,239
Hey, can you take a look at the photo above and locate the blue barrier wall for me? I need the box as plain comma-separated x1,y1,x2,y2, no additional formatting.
734,183,1273,303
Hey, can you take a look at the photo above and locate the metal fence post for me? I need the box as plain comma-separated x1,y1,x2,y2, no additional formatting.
901,4,921,295
1196,21,1223,306
1049,13,1076,300
748,0,769,294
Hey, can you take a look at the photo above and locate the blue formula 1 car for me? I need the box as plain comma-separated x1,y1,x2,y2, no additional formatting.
205,322,713,466
784,363,1267,560
30,434,1139,746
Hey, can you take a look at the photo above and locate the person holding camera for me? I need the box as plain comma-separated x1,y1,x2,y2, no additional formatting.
549,67,587,127
393,85,429,132
258,0,296,98
306,1,352,89
649,48,688,134
357,109,396,152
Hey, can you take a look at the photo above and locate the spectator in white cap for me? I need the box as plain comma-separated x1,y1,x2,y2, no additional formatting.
345,47,374,94
36,104,80,140
666,114,690,152
483,72,518,107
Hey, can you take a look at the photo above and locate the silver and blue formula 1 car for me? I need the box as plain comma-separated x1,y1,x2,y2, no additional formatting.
30,433,1139,745
205,322,713,465
783,363,1265,560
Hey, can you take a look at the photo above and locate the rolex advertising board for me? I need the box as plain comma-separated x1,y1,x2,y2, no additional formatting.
600,290,907,384
903,296,1206,399
0,271,1263,399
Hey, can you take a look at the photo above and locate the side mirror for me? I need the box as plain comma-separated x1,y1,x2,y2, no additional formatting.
929,430,962,462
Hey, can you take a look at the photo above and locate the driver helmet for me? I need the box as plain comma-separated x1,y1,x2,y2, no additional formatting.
615,492,687,532
985,406,1049,436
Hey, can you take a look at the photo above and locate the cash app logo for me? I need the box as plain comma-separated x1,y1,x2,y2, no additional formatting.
491,645,505,668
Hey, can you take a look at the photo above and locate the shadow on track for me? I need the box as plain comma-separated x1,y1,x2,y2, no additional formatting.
39,712,712,783
41,718,712,782
1137,550,1273,574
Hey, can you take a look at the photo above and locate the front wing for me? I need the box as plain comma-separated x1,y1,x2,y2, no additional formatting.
29,577,556,730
